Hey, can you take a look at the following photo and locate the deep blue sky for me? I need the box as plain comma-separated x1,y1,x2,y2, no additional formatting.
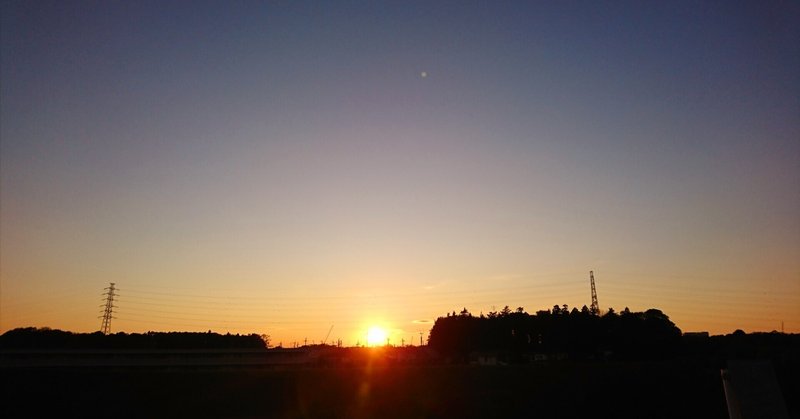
2,1,798,339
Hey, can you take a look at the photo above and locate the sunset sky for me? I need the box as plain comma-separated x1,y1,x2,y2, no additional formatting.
2,1,798,345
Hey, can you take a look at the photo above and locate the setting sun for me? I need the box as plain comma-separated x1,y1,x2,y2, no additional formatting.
366,326,388,346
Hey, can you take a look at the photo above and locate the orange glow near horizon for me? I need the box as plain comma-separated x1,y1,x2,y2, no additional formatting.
1,269,799,345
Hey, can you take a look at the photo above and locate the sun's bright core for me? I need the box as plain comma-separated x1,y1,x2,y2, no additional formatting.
366,326,388,346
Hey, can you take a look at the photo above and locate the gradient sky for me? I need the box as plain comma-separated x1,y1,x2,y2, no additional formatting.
2,1,798,345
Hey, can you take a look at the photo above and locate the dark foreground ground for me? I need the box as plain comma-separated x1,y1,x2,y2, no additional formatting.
1,360,760,419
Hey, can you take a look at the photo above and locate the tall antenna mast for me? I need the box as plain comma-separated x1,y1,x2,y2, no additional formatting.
589,271,599,315
100,283,117,335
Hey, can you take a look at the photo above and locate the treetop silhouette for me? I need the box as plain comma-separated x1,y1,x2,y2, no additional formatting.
428,304,682,360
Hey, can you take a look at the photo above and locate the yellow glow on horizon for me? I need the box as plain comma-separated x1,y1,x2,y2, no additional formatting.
366,325,388,346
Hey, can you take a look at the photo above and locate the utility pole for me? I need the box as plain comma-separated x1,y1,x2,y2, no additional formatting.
589,271,600,315
419,331,423,346
99,283,117,335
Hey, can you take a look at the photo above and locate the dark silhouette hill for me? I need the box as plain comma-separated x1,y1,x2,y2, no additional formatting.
2,317,799,417
0,327,266,350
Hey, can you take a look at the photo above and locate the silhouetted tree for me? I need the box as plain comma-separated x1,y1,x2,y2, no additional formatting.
0,328,267,350
427,304,683,361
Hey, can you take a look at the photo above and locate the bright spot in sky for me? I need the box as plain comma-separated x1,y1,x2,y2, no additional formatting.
366,326,388,346
420,71,427,78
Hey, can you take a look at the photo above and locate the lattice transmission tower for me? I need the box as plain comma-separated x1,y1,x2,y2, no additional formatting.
589,271,599,315
99,283,117,335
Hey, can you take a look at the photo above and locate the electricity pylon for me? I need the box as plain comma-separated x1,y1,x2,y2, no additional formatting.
589,271,599,315
100,283,116,335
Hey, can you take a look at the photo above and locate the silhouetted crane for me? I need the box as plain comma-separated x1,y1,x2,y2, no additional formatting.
322,325,334,345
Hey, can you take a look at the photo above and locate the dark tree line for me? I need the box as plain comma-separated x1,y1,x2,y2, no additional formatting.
428,305,682,360
0,327,267,350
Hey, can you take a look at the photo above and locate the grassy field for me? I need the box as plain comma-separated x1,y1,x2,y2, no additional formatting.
1,360,737,418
